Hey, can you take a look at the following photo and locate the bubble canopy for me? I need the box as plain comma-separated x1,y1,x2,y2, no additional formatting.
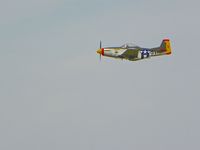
121,43,140,48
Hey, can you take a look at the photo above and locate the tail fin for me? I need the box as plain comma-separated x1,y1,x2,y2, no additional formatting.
160,39,172,55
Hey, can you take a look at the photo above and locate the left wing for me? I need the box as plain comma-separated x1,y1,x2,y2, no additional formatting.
120,48,140,60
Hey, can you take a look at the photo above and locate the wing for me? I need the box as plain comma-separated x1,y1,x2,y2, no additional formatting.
120,48,141,60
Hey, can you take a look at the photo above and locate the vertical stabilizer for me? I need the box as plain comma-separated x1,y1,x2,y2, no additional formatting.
160,39,172,55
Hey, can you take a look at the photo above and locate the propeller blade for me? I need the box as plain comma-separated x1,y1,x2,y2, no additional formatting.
100,41,102,49
98,41,102,62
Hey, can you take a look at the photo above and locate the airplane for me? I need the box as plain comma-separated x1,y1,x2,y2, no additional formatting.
96,39,172,61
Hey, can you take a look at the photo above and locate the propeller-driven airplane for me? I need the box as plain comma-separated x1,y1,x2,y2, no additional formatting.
96,39,172,61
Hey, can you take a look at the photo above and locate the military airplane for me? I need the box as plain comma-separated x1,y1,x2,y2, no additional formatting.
96,39,172,61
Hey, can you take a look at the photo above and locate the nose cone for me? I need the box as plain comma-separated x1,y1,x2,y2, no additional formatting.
96,48,102,54
96,48,104,55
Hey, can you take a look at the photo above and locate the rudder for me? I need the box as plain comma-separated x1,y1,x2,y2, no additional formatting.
160,39,172,55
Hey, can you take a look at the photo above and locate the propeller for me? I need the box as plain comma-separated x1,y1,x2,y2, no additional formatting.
99,41,102,61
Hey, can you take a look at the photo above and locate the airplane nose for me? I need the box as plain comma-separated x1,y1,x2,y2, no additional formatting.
96,49,102,54
96,48,104,55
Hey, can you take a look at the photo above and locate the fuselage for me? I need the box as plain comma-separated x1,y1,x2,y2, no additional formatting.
97,47,153,61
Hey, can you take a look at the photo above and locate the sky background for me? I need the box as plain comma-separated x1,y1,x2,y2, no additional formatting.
0,0,200,150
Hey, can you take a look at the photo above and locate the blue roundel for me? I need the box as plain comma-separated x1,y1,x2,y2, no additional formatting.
141,49,150,58
141,49,150,55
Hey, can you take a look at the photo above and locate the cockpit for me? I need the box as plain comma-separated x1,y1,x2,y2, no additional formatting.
121,43,140,49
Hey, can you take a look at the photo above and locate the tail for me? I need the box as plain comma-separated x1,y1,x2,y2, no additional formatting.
160,39,172,55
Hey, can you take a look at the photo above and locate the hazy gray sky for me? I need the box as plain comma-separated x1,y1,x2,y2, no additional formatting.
0,0,200,150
